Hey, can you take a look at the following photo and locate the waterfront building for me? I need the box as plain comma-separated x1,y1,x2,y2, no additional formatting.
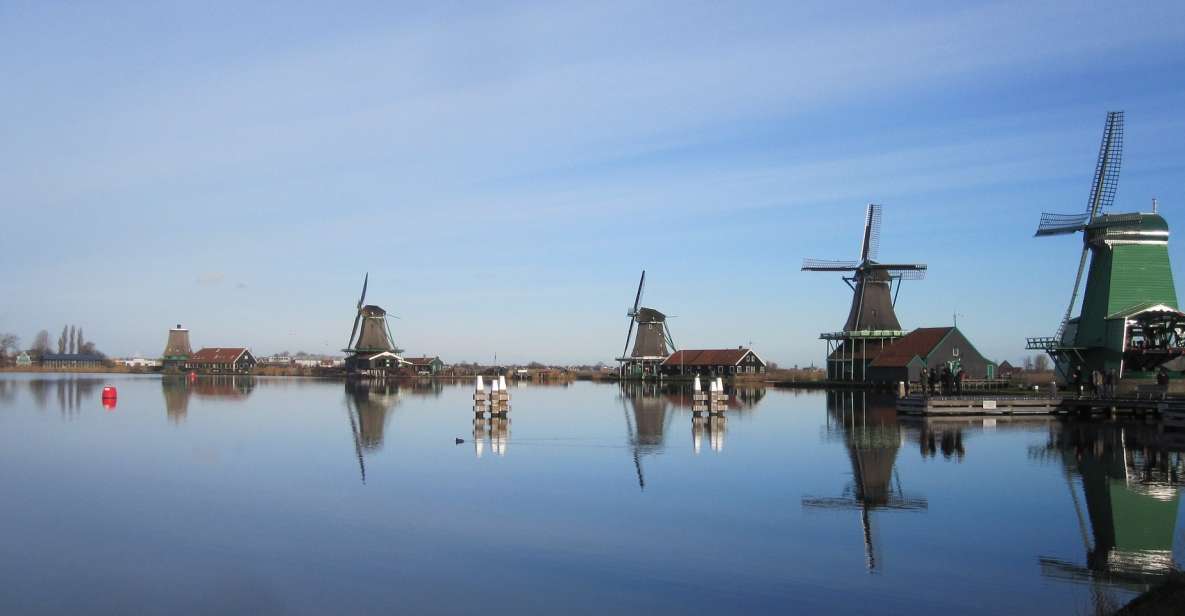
259,356,293,366
15,351,31,367
161,324,193,372
184,347,257,374
867,327,994,384
616,271,676,379
659,348,766,377
404,356,445,375
121,357,160,368
1027,112,1185,380
802,205,927,384
40,353,106,369
343,274,406,377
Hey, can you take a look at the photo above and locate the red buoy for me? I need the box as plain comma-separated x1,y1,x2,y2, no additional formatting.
101,386,117,411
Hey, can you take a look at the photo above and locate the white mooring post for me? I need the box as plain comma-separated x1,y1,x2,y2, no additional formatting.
692,374,708,413
474,375,489,413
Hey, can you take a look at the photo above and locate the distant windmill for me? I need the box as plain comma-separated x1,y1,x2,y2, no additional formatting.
1027,111,1182,378
802,205,927,382
616,270,676,379
343,273,405,376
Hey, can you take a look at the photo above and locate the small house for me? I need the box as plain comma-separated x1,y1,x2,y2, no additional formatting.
659,348,767,377
16,351,32,367
405,356,445,376
185,348,257,375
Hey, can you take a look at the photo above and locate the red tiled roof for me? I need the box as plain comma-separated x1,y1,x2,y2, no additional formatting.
189,347,250,363
404,357,439,365
662,348,759,367
869,328,953,368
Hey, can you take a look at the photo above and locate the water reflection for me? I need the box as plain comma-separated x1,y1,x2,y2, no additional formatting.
1036,422,1184,592
160,376,256,423
405,378,444,398
23,377,105,416
691,414,726,454
344,380,401,483
616,382,768,472
472,415,510,458
803,391,928,572
619,382,675,490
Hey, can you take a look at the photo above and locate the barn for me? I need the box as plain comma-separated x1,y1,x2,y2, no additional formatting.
867,327,995,384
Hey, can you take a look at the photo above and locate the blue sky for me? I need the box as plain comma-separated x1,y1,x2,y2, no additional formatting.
2,1,1184,366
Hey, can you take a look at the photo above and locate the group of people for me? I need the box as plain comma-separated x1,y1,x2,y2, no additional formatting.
919,365,965,396
1069,365,1120,398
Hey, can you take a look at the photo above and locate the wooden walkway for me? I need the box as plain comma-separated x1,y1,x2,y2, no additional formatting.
898,394,1061,416
899,391,1185,419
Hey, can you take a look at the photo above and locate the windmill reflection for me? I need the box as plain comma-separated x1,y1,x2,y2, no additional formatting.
802,390,927,572
472,415,510,458
619,381,675,490
344,380,401,483
160,376,255,423
1037,422,1183,592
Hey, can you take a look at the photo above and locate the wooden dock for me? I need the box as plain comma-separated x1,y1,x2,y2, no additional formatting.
898,394,1061,416
899,391,1185,420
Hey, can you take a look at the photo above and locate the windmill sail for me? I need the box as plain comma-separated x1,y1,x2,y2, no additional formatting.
1039,111,1126,342
802,204,925,333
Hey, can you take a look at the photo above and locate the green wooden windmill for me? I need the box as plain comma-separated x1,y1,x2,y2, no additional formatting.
1028,112,1185,379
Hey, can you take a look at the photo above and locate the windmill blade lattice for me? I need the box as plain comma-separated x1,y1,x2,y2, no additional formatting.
860,204,882,262
1086,111,1123,220
802,259,861,271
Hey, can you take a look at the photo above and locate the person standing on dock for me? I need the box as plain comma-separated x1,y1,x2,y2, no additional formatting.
1104,368,1116,398
1071,365,1083,397
941,365,952,396
928,368,939,395
955,368,965,395
1090,369,1102,398
920,367,929,397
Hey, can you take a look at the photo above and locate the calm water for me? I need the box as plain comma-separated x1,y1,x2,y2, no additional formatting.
1,374,1183,615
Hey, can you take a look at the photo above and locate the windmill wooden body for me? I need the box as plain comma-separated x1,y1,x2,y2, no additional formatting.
802,205,927,383
1026,112,1185,380
343,274,406,377
616,271,676,379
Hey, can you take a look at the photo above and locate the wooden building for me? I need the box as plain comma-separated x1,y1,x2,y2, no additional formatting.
659,348,767,377
404,356,445,376
40,353,106,369
184,347,257,375
867,327,995,384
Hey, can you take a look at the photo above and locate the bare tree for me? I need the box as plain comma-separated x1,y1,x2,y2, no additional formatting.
58,326,67,354
1023,356,1034,371
1034,354,1051,372
0,333,19,361
77,328,84,353
68,325,77,354
32,330,51,355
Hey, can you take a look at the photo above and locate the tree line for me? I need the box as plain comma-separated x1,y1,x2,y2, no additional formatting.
0,325,105,365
